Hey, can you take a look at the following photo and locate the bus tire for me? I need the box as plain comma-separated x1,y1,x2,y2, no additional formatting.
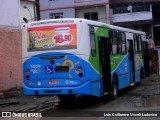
111,76,118,100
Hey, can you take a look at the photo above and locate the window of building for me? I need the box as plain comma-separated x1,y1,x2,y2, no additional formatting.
50,13,63,19
113,6,130,14
84,12,98,21
133,4,150,12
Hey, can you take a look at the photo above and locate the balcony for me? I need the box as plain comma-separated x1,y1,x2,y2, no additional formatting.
111,4,153,25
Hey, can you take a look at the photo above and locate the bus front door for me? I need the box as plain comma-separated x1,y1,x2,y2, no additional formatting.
128,40,135,84
98,37,111,93
143,41,150,77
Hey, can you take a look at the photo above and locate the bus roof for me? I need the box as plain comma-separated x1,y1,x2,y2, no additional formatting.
28,18,146,35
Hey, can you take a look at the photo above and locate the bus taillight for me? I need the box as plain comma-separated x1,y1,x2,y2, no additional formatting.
50,60,55,65
77,66,82,71
78,73,83,78
26,75,30,80
26,69,30,74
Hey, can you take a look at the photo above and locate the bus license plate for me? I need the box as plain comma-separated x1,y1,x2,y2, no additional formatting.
49,80,59,84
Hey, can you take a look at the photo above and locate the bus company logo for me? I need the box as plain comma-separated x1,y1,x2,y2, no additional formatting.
65,80,78,85
2,112,11,117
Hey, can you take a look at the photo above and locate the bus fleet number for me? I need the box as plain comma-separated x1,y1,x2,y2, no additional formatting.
30,64,41,69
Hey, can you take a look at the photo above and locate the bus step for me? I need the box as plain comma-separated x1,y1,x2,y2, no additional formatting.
130,83,135,86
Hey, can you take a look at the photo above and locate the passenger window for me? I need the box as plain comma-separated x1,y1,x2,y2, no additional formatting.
109,30,126,54
118,32,126,54
109,30,118,54
134,34,142,53
89,26,96,57
121,33,126,53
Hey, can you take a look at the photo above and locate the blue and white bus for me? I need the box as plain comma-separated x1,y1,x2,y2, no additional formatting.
22,18,149,102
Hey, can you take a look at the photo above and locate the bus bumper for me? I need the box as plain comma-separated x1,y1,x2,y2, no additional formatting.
23,80,100,97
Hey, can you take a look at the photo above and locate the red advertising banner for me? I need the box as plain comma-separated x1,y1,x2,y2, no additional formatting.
27,24,77,50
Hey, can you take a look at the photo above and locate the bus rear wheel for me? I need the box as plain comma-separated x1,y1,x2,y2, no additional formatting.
111,76,118,100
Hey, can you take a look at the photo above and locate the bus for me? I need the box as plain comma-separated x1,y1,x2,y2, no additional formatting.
22,18,149,102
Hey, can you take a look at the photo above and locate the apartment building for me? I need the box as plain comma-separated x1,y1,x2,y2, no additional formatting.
39,0,110,23
110,0,160,47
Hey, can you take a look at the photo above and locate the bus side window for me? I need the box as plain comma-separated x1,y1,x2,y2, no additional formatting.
111,31,118,54
118,32,126,54
139,35,142,52
89,26,96,57
134,34,142,53
121,33,126,54
118,32,122,53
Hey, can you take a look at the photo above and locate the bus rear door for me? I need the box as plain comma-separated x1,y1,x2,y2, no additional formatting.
128,40,135,84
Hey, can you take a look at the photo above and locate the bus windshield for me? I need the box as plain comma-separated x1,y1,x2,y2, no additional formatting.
27,24,77,51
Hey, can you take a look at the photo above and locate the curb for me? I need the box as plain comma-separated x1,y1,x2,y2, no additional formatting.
0,90,23,99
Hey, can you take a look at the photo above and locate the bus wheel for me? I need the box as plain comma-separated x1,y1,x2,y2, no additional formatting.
111,77,118,100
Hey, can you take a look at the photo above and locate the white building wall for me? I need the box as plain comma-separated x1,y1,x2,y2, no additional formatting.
0,0,20,29
20,0,35,24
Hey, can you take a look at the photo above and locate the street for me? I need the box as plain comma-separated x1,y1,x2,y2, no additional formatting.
0,78,160,120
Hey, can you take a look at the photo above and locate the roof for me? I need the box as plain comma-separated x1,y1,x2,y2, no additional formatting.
28,18,145,35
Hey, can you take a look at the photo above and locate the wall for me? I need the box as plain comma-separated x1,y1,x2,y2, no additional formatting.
0,28,22,92
20,0,35,24
41,8,75,20
0,0,20,29
75,5,107,23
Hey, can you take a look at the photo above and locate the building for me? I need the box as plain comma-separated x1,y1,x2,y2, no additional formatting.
20,0,40,24
39,0,110,23
0,0,21,92
0,0,40,92
110,0,160,47
110,0,160,75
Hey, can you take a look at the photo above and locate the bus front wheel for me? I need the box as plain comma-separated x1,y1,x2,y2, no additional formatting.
111,76,118,100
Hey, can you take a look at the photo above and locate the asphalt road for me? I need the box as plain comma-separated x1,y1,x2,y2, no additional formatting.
1,78,160,120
